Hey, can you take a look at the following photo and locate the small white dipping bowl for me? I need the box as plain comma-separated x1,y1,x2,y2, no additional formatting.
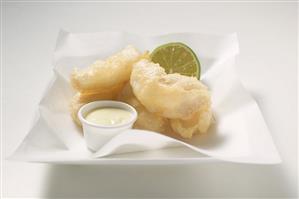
78,100,137,151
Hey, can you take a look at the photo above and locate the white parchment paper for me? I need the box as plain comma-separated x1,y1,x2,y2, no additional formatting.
9,30,281,164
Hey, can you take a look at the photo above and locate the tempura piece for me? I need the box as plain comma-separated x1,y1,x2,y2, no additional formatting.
170,106,213,138
130,59,211,119
130,59,212,138
71,45,143,93
118,83,170,133
70,45,145,126
76,83,125,103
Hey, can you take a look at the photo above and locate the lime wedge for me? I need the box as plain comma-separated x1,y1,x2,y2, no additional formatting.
150,42,200,79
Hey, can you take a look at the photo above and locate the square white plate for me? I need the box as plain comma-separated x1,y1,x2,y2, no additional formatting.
9,31,281,165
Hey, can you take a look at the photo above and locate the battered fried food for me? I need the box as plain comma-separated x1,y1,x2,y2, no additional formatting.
70,45,144,126
71,45,143,93
130,59,212,138
130,59,211,119
118,83,170,133
75,83,125,103
170,106,213,138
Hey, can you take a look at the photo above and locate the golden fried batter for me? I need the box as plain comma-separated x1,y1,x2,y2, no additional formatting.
130,59,212,138
71,45,142,93
70,45,144,126
118,83,169,133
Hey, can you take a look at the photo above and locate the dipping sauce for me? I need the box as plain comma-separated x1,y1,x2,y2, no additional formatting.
85,107,132,126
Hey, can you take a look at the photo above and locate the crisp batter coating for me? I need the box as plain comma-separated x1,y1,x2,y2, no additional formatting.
71,45,142,93
130,59,212,138
118,83,170,133
70,45,144,126
130,59,211,119
170,106,213,138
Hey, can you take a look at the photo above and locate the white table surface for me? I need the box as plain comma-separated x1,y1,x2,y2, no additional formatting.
2,2,297,198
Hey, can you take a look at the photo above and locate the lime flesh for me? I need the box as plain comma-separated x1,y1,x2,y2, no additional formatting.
150,42,200,79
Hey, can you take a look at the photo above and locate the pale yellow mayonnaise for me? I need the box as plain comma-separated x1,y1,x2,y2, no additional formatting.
85,107,132,126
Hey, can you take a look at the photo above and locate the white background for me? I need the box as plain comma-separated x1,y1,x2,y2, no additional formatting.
2,2,297,198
